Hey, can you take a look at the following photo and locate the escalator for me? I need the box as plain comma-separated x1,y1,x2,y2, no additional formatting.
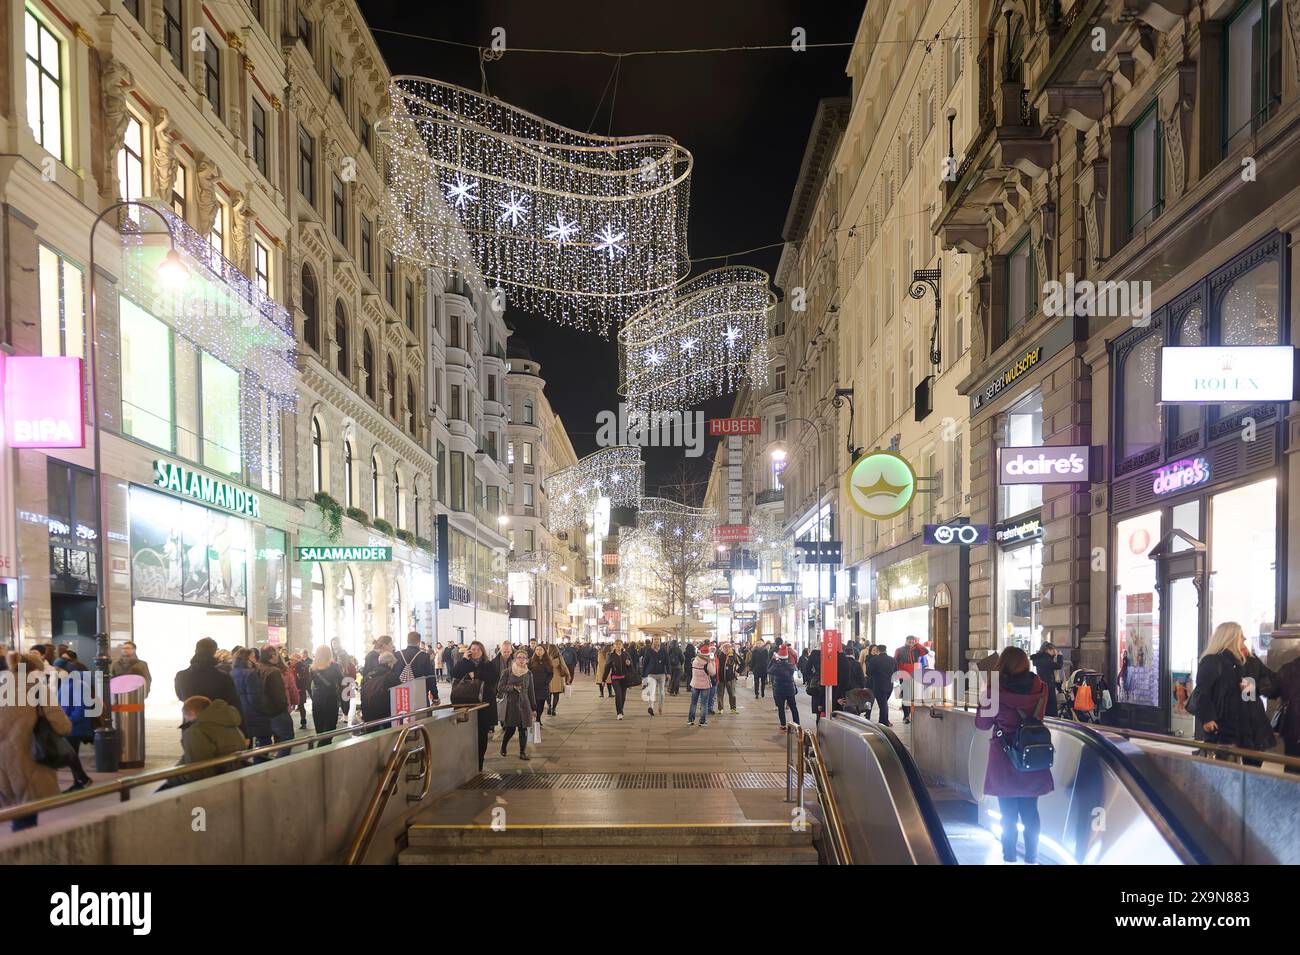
814,710,1218,865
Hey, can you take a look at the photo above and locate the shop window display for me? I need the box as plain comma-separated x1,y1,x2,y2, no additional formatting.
1209,478,1276,656
1114,510,1161,707
996,539,1042,652
129,486,248,608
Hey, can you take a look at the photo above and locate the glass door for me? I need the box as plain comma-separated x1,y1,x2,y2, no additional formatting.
1166,575,1200,737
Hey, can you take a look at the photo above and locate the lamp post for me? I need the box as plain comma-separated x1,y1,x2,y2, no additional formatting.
87,201,187,771
772,413,832,718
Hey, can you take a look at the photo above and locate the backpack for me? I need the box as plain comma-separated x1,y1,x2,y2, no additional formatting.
398,648,424,683
994,706,1055,772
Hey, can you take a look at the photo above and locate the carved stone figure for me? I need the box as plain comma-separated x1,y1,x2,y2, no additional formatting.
151,107,180,204
101,57,134,200
230,191,252,273
196,155,222,239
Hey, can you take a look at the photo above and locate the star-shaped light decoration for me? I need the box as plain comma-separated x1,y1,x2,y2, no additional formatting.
724,325,741,348
497,192,529,227
545,212,579,245
594,223,627,261
679,337,698,354
443,175,478,209
645,348,665,367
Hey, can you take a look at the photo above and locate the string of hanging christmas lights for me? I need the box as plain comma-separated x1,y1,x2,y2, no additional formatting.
380,76,693,333
637,496,717,549
618,265,773,412
507,548,569,575
545,445,646,532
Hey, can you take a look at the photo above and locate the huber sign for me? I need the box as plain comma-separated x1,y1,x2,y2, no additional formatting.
1,354,85,449
708,417,761,436
1160,345,1295,403
998,446,1091,484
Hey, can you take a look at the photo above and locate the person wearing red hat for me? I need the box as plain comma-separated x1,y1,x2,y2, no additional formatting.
768,640,800,728
688,643,716,726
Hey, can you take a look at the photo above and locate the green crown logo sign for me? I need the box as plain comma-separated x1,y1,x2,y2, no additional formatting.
845,450,916,519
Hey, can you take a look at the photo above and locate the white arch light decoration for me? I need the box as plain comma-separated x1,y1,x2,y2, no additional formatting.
380,77,694,333
619,266,774,412
545,446,645,533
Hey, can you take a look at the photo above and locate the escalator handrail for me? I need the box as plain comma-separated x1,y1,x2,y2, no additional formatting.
828,712,960,865
1041,716,1214,865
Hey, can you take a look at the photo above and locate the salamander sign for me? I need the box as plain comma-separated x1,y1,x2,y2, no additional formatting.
152,460,261,518
295,546,393,562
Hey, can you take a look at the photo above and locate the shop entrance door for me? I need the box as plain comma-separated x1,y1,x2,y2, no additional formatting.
1148,528,1206,736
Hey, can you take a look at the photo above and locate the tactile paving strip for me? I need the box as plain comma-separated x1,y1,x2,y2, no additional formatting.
460,772,813,790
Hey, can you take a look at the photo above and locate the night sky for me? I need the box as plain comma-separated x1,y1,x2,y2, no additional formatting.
358,0,865,494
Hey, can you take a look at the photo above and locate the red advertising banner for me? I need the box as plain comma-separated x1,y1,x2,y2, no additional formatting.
708,417,761,436
821,629,840,686
714,524,753,543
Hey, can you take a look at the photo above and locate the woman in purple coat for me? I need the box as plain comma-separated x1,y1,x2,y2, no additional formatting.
975,647,1054,864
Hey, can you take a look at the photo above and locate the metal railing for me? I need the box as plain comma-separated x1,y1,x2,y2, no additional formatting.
345,721,436,864
784,724,852,865
0,703,479,828
1096,724,1300,772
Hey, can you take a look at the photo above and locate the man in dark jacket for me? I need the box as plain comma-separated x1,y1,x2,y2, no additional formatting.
667,641,684,695
768,643,800,728
867,646,897,725
394,631,440,706
176,638,243,717
362,635,395,680
641,637,669,715
749,642,771,698
257,646,294,752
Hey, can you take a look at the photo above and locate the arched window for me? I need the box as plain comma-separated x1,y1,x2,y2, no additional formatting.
406,377,416,434
362,331,375,401
311,416,324,493
395,469,406,530
1120,332,1162,461
386,356,397,419
301,264,319,352
334,300,349,377
371,451,382,518
413,484,421,538
343,437,355,507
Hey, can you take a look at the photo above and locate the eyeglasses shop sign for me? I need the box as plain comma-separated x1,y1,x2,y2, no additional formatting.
998,446,1092,485
1160,346,1295,403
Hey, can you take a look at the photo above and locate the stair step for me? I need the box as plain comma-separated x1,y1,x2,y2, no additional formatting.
406,822,816,849
398,844,820,865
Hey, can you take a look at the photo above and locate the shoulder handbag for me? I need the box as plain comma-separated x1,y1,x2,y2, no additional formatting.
451,673,486,705
32,708,72,769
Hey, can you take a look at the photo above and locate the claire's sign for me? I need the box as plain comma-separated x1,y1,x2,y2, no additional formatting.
153,460,260,518
998,446,1091,484
1152,457,1210,496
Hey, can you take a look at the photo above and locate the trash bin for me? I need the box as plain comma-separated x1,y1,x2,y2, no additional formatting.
110,673,147,768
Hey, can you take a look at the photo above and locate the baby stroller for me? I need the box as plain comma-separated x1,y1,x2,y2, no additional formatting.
1061,668,1110,723
841,687,876,717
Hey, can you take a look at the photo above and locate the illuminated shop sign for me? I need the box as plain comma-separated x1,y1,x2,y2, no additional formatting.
1,354,85,448
152,460,261,518
295,546,392,562
1151,457,1211,496
970,319,1079,414
923,522,990,545
1160,345,1295,403
998,445,1092,484
995,515,1043,545
756,582,797,597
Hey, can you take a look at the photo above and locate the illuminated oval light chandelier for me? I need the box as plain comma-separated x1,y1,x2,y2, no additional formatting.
546,446,645,532
380,77,693,333
619,266,774,413
637,496,717,553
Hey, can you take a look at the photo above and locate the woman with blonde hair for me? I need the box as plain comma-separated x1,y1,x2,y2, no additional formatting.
1194,621,1276,762
309,644,345,744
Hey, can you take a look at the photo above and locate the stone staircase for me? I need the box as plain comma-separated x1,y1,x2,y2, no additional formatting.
399,821,820,865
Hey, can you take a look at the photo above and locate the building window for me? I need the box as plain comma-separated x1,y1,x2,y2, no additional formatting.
330,65,344,103
450,450,465,510
251,99,268,176
301,263,319,352
296,8,312,51
999,391,1043,521
384,250,395,306
38,244,84,358
359,115,372,152
343,438,354,506
1118,331,1162,461
523,400,534,424
395,471,405,529
405,279,415,331
334,300,349,377
386,357,397,418
507,441,515,466
522,442,533,467
203,35,222,115
1004,233,1036,338
436,441,447,503
117,114,145,202
120,296,173,450
371,452,382,518
523,484,534,507
24,8,64,160
1130,102,1163,234
362,331,375,400
253,240,271,295
331,174,347,246
1224,0,1283,155
171,165,187,220
163,0,184,71
774,364,786,392
208,199,227,262
124,0,142,23
360,216,373,278
298,124,315,204
310,418,325,493
450,384,462,420
406,378,416,433
201,352,240,477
